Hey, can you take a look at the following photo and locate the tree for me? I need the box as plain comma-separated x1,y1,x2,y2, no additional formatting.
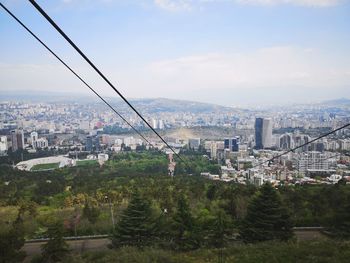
209,209,232,248
0,214,26,263
209,209,232,263
83,202,100,225
332,194,350,238
172,194,199,250
111,191,155,248
239,183,293,243
206,184,217,201
41,221,70,263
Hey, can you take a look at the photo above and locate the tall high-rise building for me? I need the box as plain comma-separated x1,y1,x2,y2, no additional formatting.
158,120,164,130
255,118,272,149
279,133,293,150
86,135,93,152
255,118,263,149
224,137,240,152
151,119,158,129
294,134,311,152
10,129,24,151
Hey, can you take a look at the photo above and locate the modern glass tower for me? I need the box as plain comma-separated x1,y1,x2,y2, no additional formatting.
255,118,272,149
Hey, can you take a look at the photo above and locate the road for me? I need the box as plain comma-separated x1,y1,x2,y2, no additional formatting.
22,228,326,261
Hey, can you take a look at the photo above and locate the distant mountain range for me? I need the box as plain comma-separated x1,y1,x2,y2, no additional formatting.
320,98,350,106
1,90,349,112
0,90,236,113
125,98,235,113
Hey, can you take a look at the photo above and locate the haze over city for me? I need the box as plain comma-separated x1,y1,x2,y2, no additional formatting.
1,1,350,262
1,0,349,106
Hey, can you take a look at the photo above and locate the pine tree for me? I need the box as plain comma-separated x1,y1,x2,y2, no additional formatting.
172,194,199,250
111,191,155,248
41,221,70,262
239,183,293,243
333,194,350,238
209,209,231,248
0,214,26,263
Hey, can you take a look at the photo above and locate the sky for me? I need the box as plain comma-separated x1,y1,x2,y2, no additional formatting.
0,0,349,107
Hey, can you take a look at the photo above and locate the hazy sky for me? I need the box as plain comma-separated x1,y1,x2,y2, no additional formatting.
0,0,349,106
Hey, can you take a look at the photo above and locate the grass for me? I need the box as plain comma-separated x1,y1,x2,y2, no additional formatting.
76,159,98,167
30,162,60,171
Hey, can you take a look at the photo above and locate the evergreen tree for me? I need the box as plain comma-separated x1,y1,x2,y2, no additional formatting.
172,194,199,250
111,191,155,248
0,214,26,263
209,209,231,248
41,221,70,263
239,183,293,243
332,194,350,238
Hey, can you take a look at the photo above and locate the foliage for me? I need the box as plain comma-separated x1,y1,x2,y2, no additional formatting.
208,209,232,248
111,191,155,248
0,151,350,253
0,212,26,263
76,160,98,167
239,183,294,243
71,240,350,263
172,194,199,250
83,202,100,225
331,193,350,238
40,221,70,263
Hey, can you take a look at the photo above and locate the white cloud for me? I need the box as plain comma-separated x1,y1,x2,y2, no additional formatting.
154,0,193,11
235,0,341,7
154,0,341,10
145,46,350,92
1,46,349,105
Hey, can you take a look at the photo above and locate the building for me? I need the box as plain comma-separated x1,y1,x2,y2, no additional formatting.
294,134,310,152
0,136,8,153
30,131,38,148
158,119,164,130
279,133,293,150
297,151,331,173
151,119,158,129
188,138,201,150
98,153,109,165
255,118,272,149
224,137,240,152
86,135,100,152
34,137,48,149
10,129,24,151
204,141,219,159
123,136,142,147
339,139,350,151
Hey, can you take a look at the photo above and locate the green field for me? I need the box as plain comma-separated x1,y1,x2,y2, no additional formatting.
30,162,60,171
76,159,98,167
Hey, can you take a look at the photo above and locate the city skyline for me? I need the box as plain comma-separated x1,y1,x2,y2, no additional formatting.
1,0,349,106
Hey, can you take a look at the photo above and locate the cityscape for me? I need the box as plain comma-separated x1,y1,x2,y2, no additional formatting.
1,97,349,186
1,0,350,262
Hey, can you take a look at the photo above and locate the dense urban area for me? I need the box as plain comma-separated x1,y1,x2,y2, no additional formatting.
1,98,350,185
1,97,350,262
